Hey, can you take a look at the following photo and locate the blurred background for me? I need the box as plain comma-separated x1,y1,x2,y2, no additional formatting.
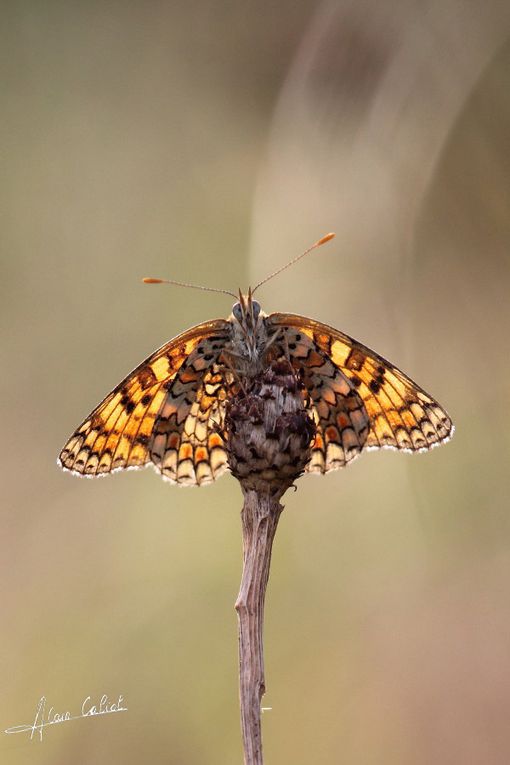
2,1,510,763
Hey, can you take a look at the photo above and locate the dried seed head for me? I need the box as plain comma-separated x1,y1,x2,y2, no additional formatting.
225,359,316,498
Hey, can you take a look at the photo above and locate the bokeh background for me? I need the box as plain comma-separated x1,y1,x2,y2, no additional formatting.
2,2,510,763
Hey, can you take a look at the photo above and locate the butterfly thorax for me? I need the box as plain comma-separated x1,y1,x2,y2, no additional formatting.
226,293,278,378
228,306,272,378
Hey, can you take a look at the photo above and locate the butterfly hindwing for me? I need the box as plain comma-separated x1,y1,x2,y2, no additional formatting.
149,352,232,485
270,328,370,471
268,313,453,469
58,320,230,479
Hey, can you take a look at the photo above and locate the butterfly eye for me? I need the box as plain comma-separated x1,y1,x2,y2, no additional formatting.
252,301,261,320
232,302,243,321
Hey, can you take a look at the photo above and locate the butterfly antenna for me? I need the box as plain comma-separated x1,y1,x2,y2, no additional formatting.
251,232,335,295
143,277,237,299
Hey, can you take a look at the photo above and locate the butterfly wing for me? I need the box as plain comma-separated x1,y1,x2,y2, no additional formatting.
149,353,233,485
58,319,231,480
268,313,453,471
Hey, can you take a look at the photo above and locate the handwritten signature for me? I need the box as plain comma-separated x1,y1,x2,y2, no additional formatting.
5,694,127,741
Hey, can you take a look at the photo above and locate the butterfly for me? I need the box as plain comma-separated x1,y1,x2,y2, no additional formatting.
58,234,453,486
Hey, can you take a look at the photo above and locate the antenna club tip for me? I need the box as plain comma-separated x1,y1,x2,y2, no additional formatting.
142,277,163,284
317,232,336,246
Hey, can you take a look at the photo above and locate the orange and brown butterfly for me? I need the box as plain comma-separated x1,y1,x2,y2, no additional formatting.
58,233,453,486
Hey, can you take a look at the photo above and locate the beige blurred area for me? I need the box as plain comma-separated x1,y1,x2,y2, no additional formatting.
2,2,510,763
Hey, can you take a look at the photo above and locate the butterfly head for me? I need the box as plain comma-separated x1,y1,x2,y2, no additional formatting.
232,289,261,327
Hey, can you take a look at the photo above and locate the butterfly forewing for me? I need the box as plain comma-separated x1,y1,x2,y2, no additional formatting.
58,319,230,480
268,312,453,472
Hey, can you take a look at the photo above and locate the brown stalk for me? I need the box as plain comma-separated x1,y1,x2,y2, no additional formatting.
235,490,282,764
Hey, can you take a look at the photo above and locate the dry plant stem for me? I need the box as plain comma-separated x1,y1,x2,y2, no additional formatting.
235,489,283,765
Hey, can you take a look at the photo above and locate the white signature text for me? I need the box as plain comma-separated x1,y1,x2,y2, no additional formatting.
5,694,127,741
